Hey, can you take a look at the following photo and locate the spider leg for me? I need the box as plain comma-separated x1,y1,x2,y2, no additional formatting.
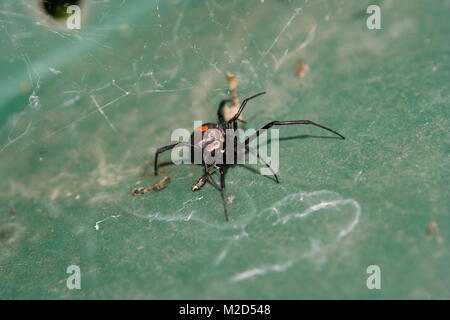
219,166,229,221
218,98,247,126
245,145,279,183
192,164,220,191
204,162,221,191
207,173,221,191
245,120,345,146
227,92,266,126
192,163,227,220
154,141,200,175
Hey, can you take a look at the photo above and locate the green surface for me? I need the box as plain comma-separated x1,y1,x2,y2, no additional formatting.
0,0,449,299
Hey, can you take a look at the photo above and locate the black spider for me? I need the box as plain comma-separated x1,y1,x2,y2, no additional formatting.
153,92,345,220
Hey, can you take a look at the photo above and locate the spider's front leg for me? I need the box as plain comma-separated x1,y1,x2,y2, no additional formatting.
154,141,203,175
245,120,345,146
154,143,178,175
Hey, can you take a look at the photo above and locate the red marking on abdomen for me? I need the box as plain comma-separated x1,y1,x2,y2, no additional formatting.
195,125,209,132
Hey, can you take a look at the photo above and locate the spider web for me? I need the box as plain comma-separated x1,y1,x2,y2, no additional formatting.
0,0,369,299
4,0,447,299
0,0,334,216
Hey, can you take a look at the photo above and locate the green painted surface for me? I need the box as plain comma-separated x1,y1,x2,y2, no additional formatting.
0,0,449,299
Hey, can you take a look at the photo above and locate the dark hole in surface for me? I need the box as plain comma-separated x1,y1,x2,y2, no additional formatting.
0,227,15,243
41,0,83,20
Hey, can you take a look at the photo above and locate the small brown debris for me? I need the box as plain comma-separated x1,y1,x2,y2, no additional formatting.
224,72,243,122
295,59,310,78
228,195,235,204
227,72,239,88
426,221,438,235
132,176,171,196
10,206,17,219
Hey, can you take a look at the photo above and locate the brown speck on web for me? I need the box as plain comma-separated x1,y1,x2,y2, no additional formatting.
426,221,438,235
295,59,310,79
223,72,243,122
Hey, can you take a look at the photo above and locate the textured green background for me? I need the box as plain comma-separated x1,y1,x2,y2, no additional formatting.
0,0,449,299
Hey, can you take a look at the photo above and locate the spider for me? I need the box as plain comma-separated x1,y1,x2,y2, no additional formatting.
153,92,345,221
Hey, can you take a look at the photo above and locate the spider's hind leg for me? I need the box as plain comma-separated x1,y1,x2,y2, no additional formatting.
219,166,229,221
245,145,279,183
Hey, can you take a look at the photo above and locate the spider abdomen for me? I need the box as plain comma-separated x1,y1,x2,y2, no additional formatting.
190,123,225,165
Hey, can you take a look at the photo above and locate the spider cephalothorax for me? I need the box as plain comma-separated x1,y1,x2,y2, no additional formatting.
154,92,345,220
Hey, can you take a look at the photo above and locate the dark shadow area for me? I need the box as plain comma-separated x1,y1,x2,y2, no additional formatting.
141,160,175,177
41,0,82,19
240,164,278,183
279,134,344,142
